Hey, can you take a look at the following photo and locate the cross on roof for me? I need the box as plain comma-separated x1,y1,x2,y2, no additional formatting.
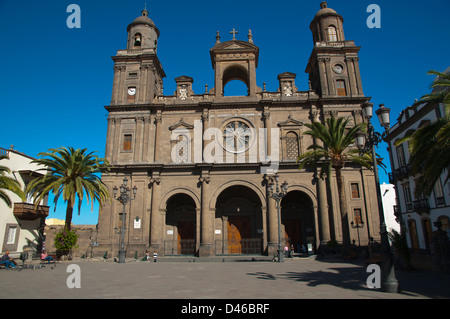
229,28,238,40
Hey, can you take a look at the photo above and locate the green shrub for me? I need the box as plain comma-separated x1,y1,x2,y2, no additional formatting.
54,229,79,251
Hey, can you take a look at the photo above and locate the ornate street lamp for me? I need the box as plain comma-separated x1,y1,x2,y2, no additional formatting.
358,102,399,293
113,177,137,263
350,219,364,247
268,174,288,262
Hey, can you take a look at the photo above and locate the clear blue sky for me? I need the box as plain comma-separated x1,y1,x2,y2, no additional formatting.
1,0,449,224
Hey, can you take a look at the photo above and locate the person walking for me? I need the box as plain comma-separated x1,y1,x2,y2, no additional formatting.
153,251,158,262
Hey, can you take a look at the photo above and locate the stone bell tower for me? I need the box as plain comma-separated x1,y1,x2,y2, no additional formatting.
109,9,166,106
305,2,364,98
209,29,260,98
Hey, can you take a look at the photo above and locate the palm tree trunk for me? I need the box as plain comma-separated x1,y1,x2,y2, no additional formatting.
335,167,351,249
65,198,74,231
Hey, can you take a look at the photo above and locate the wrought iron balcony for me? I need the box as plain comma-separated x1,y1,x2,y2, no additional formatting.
413,198,430,215
13,202,49,220
394,165,411,181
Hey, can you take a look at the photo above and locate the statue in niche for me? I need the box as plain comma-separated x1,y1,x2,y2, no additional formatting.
179,85,188,100
283,82,293,96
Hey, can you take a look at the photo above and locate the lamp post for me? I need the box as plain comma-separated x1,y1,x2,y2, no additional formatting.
357,102,399,293
113,177,137,263
268,174,289,262
350,219,364,247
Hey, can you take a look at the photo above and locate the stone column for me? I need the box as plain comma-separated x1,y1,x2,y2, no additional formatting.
112,118,121,164
352,57,364,95
105,118,115,162
149,176,162,253
265,175,279,257
262,107,271,159
111,66,121,104
317,176,330,244
221,215,228,255
153,111,162,162
317,57,329,96
118,65,127,104
142,116,151,162
134,117,143,162
345,57,357,96
199,175,212,257
311,110,331,246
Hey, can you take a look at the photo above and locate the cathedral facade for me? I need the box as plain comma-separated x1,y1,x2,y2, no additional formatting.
96,2,381,258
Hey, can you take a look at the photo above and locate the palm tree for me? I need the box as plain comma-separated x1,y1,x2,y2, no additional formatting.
396,69,450,197
412,70,450,114
0,155,26,207
27,147,111,231
297,116,375,249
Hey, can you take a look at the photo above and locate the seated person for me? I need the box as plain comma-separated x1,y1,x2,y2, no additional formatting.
41,250,55,263
0,251,16,269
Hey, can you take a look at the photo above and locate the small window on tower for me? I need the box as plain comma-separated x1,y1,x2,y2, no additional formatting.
123,134,132,151
134,33,142,47
328,26,338,42
336,80,346,96
351,183,360,199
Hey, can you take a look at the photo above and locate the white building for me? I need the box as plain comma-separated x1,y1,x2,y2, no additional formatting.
384,73,450,254
0,147,49,258
380,183,400,234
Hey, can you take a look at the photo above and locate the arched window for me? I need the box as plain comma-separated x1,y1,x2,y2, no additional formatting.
134,33,142,47
408,219,420,250
285,131,299,160
336,80,346,96
222,65,249,97
327,26,338,42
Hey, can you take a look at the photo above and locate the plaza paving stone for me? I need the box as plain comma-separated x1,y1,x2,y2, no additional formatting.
1,256,449,300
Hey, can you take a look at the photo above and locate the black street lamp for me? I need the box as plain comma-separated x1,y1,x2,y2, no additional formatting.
113,177,137,263
350,219,364,247
268,174,288,262
357,102,400,293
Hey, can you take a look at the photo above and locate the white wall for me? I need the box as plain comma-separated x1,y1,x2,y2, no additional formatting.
0,150,46,255
380,183,400,234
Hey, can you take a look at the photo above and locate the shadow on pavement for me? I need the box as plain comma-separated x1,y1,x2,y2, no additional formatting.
247,262,450,299
248,266,370,292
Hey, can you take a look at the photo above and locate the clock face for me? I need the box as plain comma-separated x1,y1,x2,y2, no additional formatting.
333,64,343,74
222,120,253,153
128,88,136,95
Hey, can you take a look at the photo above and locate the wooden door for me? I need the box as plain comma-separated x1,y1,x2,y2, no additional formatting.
228,216,251,254
177,220,195,254
284,219,302,252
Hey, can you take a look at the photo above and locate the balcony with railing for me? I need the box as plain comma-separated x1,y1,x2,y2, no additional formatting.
389,165,411,182
413,198,430,215
13,202,49,220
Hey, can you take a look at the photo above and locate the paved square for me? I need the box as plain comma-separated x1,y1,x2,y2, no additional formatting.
1,257,449,300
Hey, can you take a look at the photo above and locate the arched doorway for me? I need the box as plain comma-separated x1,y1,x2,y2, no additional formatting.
165,194,196,255
281,191,315,254
215,185,263,255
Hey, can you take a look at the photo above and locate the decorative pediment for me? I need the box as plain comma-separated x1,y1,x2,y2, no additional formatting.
212,40,259,52
277,115,304,127
169,118,194,131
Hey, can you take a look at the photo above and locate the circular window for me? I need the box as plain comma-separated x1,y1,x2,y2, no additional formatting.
222,120,254,153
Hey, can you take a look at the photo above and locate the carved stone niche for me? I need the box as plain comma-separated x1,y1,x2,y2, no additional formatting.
277,72,298,97
175,75,194,100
